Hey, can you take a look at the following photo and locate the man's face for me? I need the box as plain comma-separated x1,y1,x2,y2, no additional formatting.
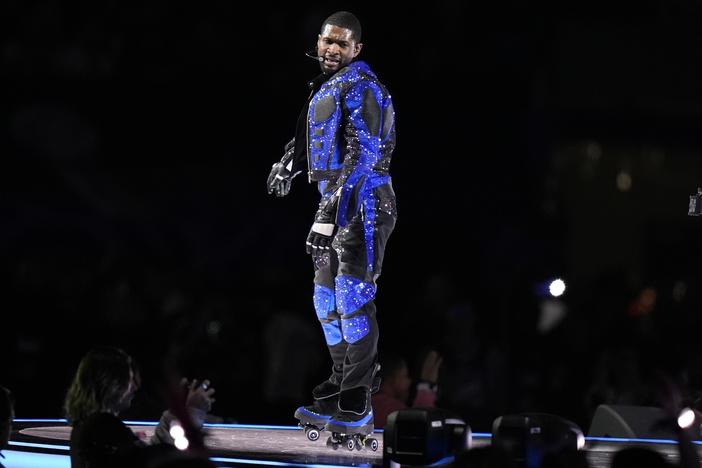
317,24,362,74
392,363,412,402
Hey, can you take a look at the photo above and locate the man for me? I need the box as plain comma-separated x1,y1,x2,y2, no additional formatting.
64,347,216,468
267,11,397,434
0,386,13,468
372,351,441,428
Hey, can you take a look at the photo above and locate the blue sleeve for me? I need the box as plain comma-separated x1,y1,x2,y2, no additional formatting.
331,80,386,226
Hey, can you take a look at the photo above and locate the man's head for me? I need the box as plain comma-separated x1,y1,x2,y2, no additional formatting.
0,386,14,451
317,11,363,74
64,347,140,424
379,352,411,402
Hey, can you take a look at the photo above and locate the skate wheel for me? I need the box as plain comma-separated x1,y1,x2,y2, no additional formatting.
327,436,339,450
305,427,320,442
346,438,356,451
368,438,379,451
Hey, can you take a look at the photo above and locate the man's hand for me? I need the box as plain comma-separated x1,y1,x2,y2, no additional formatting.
183,378,216,413
306,222,335,256
267,162,293,197
420,350,443,385
267,139,298,197
306,195,338,259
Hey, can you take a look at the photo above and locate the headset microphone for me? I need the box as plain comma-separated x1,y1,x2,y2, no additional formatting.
305,50,324,62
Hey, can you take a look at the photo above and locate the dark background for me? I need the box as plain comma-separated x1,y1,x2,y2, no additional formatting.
3,0,702,432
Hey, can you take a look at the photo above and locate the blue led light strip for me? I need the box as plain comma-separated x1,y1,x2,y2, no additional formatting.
584,436,701,445
426,455,455,467
2,450,70,468
9,441,70,451
13,419,67,423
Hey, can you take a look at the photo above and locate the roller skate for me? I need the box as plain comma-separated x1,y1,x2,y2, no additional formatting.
294,380,340,442
324,386,379,452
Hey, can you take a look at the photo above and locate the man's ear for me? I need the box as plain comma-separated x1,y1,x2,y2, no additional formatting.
353,42,363,58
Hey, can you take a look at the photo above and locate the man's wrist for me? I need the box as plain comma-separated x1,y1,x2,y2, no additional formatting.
417,381,438,393
311,222,335,236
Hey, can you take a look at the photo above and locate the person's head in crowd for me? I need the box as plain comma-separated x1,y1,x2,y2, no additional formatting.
0,386,14,452
611,447,670,468
64,347,140,425
379,352,411,402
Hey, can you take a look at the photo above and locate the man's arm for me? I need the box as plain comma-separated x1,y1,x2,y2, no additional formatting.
412,351,442,408
151,379,215,447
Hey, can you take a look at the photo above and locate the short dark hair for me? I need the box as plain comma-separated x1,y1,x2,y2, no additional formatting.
321,11,362,42
64,347,138,424
379,351,407,379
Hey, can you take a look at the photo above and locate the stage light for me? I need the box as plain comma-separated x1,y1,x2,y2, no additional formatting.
170,422,189,450
383,408,471,467
617,171,632,192
175,436,189,451
549,279,566,297
492,413,584,467
577,432,585,450
170,423,185,439
678,408,695,429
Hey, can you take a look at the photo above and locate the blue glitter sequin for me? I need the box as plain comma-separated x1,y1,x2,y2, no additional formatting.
322,322,342,346
341,314,370,344
335,276,376,315
313,285,341,345
313,285,335,320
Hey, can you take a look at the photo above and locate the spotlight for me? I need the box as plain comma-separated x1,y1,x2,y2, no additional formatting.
678,408,695,430
174,436,189,451
169,422,189,451
169,424,185,440
617,171,632,192
549,279,566,297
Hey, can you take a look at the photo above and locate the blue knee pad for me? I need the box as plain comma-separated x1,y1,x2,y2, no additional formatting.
341,313,370,343
335,276,376,343
313,285,342,346
335,276,376,315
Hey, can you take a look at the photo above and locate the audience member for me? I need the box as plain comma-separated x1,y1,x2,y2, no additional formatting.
372,350,442,428
0,386,14,468
64,347,215,468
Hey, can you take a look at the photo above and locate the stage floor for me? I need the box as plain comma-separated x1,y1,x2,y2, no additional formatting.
4,419,700,467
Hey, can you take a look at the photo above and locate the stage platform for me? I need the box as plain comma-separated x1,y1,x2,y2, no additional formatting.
4,419,700,467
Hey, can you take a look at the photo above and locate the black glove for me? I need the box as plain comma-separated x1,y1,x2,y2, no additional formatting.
267,139,298,197
306,223,335,256
267,162,292,197
306,197,337,256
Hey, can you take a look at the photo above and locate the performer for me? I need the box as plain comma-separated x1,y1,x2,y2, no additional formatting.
267,11,397,438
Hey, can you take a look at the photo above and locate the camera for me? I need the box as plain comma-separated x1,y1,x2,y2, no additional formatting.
383,408,471,467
